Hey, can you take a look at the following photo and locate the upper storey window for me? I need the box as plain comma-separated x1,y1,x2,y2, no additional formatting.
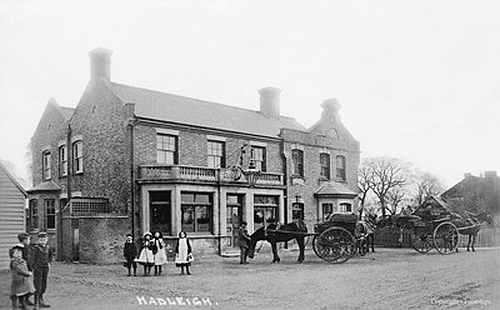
320,153,330,180
42,151,51,180
157,134,177,165
59,145,68,177
207,141,225,168
291,149,304,178
336,155,346,181
73,141,83,174
252,146,266,172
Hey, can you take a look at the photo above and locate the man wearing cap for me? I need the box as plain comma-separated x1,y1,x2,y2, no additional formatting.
32,232,54,309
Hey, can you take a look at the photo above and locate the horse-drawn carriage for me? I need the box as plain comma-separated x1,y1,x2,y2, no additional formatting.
392,196,484,254
248,213,374,264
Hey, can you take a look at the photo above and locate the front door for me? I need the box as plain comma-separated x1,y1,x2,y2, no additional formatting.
150,191,171,235
226,194,243,248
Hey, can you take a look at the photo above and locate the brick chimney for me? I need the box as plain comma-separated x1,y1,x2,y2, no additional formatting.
259,87,281,119
89,47,112,81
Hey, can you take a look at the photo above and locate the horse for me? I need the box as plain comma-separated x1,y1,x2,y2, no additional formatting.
356,218,376,254
456,212,492,252
248,221,307,263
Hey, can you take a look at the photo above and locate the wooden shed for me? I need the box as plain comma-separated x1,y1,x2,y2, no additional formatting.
0,163,27,269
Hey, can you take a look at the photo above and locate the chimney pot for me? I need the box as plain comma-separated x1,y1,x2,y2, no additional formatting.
89,47,113,81
259,87,281,119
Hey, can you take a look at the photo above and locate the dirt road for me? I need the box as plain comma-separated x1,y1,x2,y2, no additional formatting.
1,247,499,310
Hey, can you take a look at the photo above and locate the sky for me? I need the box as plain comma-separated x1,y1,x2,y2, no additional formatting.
0,0,499,188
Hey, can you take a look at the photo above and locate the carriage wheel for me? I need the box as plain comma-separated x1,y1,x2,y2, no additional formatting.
411,234,433,253
433,222,459,255
313,227,356,264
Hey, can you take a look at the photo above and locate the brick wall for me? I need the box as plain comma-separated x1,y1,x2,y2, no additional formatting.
69,82,131,214
30,101,70,192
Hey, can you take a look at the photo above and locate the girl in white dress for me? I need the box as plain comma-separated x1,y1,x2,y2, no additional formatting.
136,232,154,276
152,231,167,276
175,231,193,275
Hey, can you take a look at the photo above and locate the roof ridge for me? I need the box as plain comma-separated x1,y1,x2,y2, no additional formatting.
109,81,298,121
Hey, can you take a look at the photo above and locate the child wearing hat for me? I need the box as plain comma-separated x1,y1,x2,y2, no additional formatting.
32,232,54,309
123,233,138,276
9,245,35,310
136,231,155,276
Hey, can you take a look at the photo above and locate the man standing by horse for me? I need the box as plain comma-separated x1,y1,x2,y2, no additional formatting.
238,221,252,264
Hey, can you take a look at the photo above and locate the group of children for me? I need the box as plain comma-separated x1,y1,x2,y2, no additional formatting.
9,231,54,310
124,230,193,276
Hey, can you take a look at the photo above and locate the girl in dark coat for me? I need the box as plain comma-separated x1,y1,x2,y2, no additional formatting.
10,245,35,310
123,234,138,276
175,231,193,275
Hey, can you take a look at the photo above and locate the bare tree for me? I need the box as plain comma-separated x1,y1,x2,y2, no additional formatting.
413,172,445,206
386,186,408,215
364,157,408,217
358,162,373,216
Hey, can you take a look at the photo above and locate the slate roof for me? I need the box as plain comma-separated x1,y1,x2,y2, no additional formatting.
108,82,306,137
26,180,61,193
314,181,358,197
0,162,27,197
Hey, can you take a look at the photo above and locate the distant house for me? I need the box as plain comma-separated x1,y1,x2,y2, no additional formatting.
441,171,500,216
0,162,27,270
27,48,360,263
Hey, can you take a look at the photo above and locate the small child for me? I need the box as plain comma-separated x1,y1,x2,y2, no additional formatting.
9,245,35,310
175,231,193,275
152,231,167,276
123,234,138,276
136,232,155,276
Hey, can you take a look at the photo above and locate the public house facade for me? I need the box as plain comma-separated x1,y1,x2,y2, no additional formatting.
27,48,360,263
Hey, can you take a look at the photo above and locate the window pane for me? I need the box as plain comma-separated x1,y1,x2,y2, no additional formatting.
182,206,195,232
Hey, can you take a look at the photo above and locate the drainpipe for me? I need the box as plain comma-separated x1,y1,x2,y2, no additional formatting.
217,170,222,255
59,124,72,261
127,118,136,238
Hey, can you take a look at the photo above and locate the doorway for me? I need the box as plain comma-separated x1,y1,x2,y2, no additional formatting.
150,191,171,235
226,194,243,248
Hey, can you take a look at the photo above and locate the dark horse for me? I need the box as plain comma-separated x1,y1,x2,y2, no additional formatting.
248,221,307,263
457,212,492,252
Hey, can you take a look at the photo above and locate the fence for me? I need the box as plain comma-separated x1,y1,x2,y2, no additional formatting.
375,227,500,248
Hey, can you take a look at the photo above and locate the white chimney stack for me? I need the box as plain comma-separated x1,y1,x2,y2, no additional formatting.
89,47,112,82
259,87,281,119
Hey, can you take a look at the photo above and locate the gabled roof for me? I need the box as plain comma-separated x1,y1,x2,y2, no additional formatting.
48,97,74,121
314,181,358,197
26,180,61,193
0,162,27,197
413,196,470,220
108,82,306,137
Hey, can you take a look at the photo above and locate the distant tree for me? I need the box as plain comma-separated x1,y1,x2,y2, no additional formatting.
364,157,408,217
358,162,373,214
386,186,408,215
413,172,445,206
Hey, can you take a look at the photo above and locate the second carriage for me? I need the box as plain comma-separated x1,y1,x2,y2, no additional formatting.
311,213,372,264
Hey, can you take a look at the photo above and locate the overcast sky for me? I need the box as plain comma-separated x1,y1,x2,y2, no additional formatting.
1,0,499,188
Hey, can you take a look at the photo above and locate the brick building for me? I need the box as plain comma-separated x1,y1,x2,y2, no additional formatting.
441,171,500,216
27,48,360,263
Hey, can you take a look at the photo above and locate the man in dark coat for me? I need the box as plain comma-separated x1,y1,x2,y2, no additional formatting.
237,221,252,264
32,232,54,309
123,233,138,276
